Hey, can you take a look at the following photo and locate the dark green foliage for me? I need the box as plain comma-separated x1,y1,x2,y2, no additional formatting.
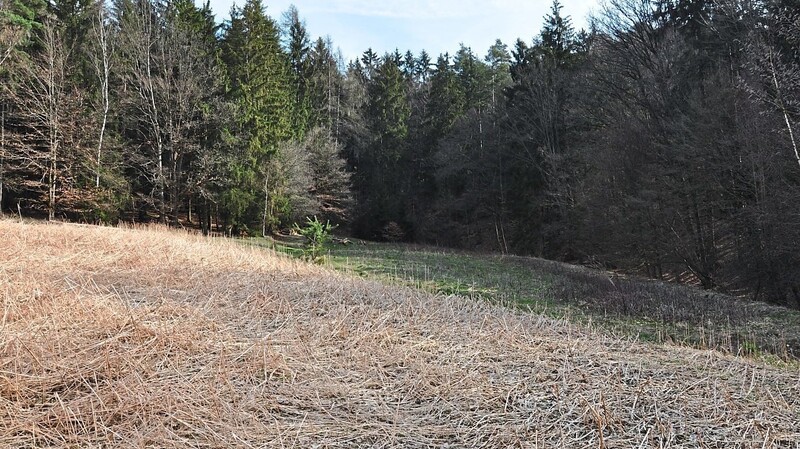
425,54,463,137
305,37,343,131
453,45,491,111
1,0,46,29
220,0,295,234
367,56,410,145
351,55,411,238
415,50,431,82
282,5,311,137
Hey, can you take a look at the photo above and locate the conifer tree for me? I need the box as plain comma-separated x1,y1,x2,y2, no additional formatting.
367,55,410,153
485,39,511,114
360,48,379,79
414,50,431,82
426,54,463,139
453,45,490,112
221,0,295,235
403,50,415,79
306,37,343,132
353,54,410,237
282,4,310,137
540,0,577,64
0,0,46,68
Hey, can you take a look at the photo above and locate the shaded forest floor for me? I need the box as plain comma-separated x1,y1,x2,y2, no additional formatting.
255,235,800,364
2,220,800,448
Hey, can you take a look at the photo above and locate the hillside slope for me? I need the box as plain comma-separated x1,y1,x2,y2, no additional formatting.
1,220,798,448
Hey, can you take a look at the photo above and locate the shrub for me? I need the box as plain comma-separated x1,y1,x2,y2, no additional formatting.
381,221,405,242
294,216,335,262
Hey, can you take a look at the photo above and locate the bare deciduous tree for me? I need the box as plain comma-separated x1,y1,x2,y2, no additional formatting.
88,0,113,188
5,21,87,220
118,0,220,224
117,0,166,220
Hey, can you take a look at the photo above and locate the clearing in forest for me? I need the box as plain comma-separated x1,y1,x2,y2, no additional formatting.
1,220,799,448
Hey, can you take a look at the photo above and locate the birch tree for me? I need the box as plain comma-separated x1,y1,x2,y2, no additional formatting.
88,0,112,188
117,0,166,220
6,20,85,220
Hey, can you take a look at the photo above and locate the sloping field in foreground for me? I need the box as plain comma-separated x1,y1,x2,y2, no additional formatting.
1,221,799,448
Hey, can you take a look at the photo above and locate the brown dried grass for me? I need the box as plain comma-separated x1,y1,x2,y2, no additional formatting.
1,220,799,448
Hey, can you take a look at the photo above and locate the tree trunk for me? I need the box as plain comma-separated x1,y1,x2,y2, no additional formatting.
0,106,5,217
93,4,111,188
141,12,165,223
793,286,800,309
262,166,271,237
769,48,800,169
46,31,60,222
95,101,108,188
171,149,179,225
157,141,165,222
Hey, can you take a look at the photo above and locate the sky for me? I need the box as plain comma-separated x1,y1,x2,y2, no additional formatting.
206,0,600,63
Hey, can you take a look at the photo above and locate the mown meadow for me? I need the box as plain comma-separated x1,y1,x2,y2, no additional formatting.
2,220,799,448
255,235,800,364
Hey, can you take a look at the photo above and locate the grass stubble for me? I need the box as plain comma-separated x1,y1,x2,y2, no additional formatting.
1,220,798,448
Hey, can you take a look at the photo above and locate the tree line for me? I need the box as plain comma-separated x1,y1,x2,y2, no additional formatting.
1,0,799,308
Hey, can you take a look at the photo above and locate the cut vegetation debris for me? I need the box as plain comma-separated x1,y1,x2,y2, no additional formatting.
1,220,799,448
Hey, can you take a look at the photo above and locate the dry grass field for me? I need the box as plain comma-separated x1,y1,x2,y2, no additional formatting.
1,220,799,448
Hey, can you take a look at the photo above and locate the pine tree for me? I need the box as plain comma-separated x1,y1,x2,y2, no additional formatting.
0,0,47,68
414,50,431,82
485,39,511,114
454,44,491,112
403,50,415,79
0,0,46,30
360,47,379,79
367,55,410,150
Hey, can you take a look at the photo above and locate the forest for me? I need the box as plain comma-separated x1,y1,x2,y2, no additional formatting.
1,0,799,308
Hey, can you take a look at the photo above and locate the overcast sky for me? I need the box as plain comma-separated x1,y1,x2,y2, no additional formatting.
206,0,599,62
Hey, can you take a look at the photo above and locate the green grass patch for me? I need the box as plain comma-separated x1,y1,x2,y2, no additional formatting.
245,235,800,364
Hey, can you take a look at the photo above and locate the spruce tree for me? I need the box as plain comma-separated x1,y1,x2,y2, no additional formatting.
306,37,343,131
0,0,47,69
367,55,410,151
426,54,463,139
353,55,410,237
414,50,431,82
221,0,295,234
282,4,310,137
453,44,491,113
540,0,577,64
